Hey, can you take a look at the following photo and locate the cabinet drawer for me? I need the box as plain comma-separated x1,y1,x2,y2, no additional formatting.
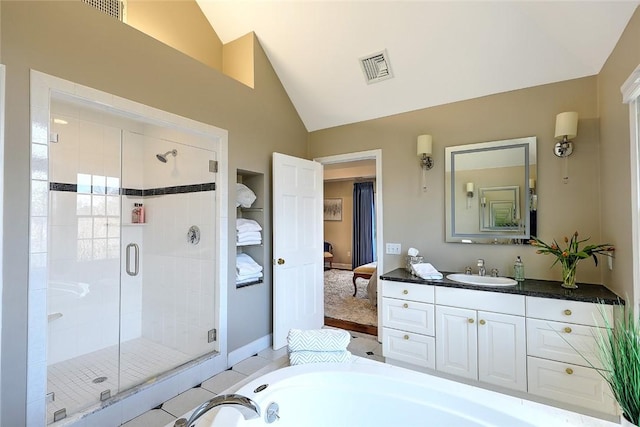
381,280,434,303
382,298,435,336
526,318,605,369
383,327,435,369
526,297,613,327
436,286,525,316
527,357,618,415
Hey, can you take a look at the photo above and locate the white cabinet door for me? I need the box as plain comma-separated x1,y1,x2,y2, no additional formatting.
436,305,477,380
478,311,527,392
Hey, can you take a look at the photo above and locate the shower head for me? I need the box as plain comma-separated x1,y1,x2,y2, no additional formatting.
156,149,177,163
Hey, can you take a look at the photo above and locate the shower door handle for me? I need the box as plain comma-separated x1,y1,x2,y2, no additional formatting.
126,243,139,276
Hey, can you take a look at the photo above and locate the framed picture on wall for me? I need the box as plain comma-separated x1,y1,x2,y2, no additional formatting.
324,198,342,221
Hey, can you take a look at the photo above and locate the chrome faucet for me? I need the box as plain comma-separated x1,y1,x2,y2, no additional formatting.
477,259,486,276
174,394,261,427
490,268,499,277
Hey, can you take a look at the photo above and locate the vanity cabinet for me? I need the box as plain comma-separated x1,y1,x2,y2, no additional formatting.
435,288,527,392
381,280,436,369
526,297,618,415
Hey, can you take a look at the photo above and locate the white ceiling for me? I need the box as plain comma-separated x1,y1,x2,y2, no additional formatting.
197,1,639,132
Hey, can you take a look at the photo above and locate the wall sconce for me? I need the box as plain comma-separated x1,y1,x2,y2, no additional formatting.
417,134,433,192
554,111,578,183
480,197,487,208
466,182,474,208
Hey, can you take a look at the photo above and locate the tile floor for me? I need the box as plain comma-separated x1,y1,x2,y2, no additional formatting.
48,338,191,424
119,331,382,427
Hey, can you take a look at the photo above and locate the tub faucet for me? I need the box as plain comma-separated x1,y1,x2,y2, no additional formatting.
174,394,261,427
477,259,486,276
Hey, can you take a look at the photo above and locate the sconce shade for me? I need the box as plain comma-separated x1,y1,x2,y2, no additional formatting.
529,179,536,190
466,182,474,193
417,134,433,155
554,112,578,140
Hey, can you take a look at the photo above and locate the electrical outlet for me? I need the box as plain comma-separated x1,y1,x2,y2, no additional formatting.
385,243,402,255
347,251,351,257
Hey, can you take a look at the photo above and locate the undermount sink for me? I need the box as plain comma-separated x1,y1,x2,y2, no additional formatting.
446,273,518,287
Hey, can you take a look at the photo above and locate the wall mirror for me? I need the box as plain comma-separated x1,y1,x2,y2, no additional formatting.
445,136,537,244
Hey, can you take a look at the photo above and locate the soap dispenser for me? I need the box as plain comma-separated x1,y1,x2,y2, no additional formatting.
514,256,525,281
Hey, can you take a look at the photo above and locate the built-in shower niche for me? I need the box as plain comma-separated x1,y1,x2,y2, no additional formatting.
46,96,220,423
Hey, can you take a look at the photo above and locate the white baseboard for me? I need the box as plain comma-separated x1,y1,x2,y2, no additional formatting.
228,334,272,367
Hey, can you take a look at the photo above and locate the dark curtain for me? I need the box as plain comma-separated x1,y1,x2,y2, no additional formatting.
352,181,375,269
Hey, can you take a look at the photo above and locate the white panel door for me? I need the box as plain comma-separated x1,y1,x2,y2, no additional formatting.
436,305,477,380
477,311,527,392
272,153,323,349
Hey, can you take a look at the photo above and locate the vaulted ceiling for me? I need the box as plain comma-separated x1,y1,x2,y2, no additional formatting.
197,1,639,132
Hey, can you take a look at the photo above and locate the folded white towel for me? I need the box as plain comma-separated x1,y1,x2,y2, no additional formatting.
287,328,351,352
237,240,262,246
237,218,262,232
237,231,262,242
236,274,263,285
236,183,257,208
411,262,444,280
236,271,263,281
289,350,352,365
407,247,419,257
236,253,263,275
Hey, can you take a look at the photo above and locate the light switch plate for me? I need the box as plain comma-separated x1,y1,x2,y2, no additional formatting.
386,243,401,255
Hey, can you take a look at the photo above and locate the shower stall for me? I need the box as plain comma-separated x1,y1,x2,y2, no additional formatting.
44,95,219,423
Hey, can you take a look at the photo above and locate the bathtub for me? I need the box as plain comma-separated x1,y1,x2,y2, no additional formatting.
208,360,617,427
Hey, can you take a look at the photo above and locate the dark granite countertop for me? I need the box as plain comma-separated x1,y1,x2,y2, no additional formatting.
380,268,624,305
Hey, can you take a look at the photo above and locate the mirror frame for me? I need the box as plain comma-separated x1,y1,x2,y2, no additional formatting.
445,136,536,244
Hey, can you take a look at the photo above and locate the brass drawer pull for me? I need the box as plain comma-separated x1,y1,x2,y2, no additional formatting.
403,290,408,295
404,335,409,340
403,303,409,308
468,318,475,324
566,368,574,375
479,319,486,325
564,327,572,333
564,309,572,316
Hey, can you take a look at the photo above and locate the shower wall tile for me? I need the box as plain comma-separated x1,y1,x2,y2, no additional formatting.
31,180,49,217
29,253,48,292
31,143,49,180
50,192,77,226
30,216,48,253
31,106,49,144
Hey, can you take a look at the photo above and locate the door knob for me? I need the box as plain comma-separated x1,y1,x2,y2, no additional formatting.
277,258,285,265
479,319,486,325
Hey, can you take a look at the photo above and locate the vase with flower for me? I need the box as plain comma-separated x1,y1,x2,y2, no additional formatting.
529,232,614,289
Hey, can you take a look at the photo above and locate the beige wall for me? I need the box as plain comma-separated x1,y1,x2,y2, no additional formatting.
310,76,603,285
127,0,223,70
223,32,255,88
598,8,640,303
0,1,307,423
324,181,354,266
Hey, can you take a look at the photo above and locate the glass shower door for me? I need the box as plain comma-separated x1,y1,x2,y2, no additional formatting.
47,102,123,423
118,130,218,393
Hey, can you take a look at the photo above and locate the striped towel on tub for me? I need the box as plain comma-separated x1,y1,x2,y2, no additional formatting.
287,329,352,365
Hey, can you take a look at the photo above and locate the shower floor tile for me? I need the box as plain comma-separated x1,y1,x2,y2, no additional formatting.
47,337,191,424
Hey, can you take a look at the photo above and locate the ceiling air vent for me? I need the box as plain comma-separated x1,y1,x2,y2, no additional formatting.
82,0,127,22
359,50,393,84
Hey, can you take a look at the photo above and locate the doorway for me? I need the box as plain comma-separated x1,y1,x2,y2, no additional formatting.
315,150,383,339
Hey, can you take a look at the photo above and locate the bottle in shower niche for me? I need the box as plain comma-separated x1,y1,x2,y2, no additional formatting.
514,256,525,281
132,203,140,224
138,203,145,223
